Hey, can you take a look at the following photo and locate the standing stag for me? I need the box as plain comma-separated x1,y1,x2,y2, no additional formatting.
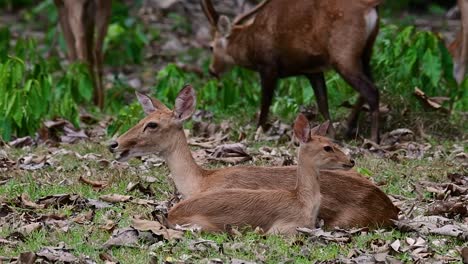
202,0,383,142
54,0,112,109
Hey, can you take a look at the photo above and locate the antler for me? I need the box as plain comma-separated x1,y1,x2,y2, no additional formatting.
201,0,220,27
233,0,270,26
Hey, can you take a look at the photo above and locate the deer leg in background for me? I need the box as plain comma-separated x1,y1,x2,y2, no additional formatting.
345,36,376,139
93,0,112,109
257,71,279,130
452,0,468,84
54,0,77,61
345,96,365,139
336,64,380,143
305,72,336,138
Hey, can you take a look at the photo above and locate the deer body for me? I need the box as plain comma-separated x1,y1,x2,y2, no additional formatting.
110,86,399,229
168,114,348,234
203,0,382,142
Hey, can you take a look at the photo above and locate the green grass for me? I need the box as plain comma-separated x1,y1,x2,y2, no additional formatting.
1,137,466,263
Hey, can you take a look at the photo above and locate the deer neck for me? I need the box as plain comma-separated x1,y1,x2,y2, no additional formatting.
295,148,321,209
227,27,255,68
163,129,203,198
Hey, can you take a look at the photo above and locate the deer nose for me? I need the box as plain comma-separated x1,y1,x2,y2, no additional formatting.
108,141,119,152
350,159,355,167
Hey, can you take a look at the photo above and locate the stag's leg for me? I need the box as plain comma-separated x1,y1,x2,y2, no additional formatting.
335,64,380,143
345,40,374,139
93,0,112,109
54,0,77,60
305,72,335,138
257,72,278,130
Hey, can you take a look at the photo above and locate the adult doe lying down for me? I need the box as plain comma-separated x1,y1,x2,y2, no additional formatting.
202,0,382,142
167,114,353,234
109,85,399,229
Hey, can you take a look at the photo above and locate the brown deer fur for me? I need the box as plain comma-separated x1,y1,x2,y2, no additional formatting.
450,0,468,84
202,0,382,142
109,85,399,229
53,0,111,109
167,114,354,234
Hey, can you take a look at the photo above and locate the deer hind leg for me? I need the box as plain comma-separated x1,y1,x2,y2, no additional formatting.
257,71,279,130
267,221,300,235
306,72,335,138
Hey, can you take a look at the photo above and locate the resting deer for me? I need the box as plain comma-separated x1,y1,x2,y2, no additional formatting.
201,0,382,142
54,0,111,109
109,85,399,229
166,114,353,234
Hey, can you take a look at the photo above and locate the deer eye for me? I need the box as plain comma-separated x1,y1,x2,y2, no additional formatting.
145,122,158,130
324,146,333,152
209,45,214,51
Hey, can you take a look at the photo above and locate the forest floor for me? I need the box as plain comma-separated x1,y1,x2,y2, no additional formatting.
0,1,467,263
0,117,467,263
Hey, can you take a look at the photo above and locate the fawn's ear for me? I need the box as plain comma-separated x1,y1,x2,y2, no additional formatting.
294,114,311,143
310,120,330,136
174,84,196,122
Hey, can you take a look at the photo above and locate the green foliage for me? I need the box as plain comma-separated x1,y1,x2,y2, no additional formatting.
372,25,467,111
0,32,94,141
105,21,149,66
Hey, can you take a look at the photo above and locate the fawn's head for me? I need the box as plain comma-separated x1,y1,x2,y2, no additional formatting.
293,114,355,170
109,85,196,161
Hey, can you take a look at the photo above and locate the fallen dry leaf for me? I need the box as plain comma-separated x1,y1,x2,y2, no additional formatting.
72,210,95,224
131,218,184,241
100,194,132,203
18,154,50,170
99,252,119,264
20,193,45,209
36,245,78,262
79,176,108,190
426,200,467,218
60,126,88,144
461,247,468,263
18,223,42,235
100,220,117,232
18,252,37,264
9,136,34,148
102,228,139,249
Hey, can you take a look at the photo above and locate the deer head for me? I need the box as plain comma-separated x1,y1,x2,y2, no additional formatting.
201,0,269,77
109,85,196,161
294,115,355,170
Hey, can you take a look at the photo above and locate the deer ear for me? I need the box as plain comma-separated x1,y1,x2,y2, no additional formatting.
136,92,156,115
310,120,330,136
136,92,170,115
217,15,232,36
293,114,311,143
174,84,196,122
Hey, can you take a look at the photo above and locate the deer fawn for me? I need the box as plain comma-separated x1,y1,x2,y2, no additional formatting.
167,114,354,234
54,0,111,109
109,85,399,229
201,0,382,142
